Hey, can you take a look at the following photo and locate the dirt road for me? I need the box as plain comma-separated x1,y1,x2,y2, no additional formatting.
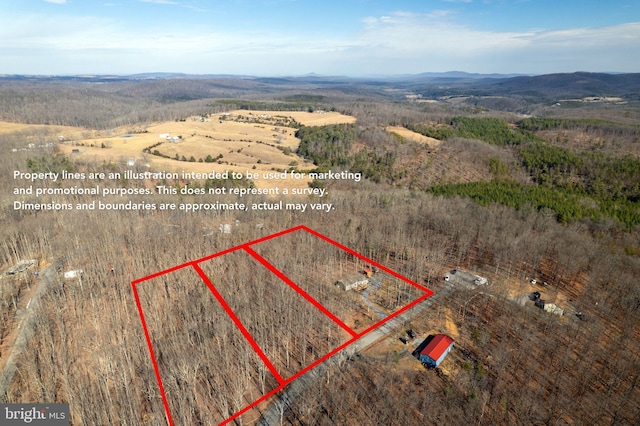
0,267,55,401
258,279,455,425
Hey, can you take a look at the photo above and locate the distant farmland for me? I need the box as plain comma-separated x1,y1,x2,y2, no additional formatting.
54,110,356,189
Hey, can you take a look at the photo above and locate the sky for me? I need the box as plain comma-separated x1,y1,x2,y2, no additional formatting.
1,0,639,76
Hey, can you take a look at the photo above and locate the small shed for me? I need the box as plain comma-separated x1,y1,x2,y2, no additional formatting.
544,303,565,316
336,274,369,291
419,334,454,368
63,269,84,279
473,276,487,286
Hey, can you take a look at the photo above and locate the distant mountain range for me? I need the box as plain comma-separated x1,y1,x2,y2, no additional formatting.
1,71,638,101
383,71,528,80
0,70,520,81
401,72,640,101
482,72,640,98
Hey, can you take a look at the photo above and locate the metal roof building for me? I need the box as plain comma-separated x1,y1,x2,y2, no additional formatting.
419,334,454,368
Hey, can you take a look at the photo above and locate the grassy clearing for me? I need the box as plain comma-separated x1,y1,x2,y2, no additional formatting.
386,126,441,147
50,111,355,189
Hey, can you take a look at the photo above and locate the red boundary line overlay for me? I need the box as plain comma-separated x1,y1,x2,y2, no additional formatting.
132,225,434,426
242,245,358,338
193,263,285,385
132,282,175,426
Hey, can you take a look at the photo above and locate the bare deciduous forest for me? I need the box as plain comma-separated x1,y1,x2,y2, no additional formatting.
1,74,639,425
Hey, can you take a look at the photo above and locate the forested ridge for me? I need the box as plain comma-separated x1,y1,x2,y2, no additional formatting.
296,124,398,183
409,116,541,146
396,116,640,226
293,113,640,225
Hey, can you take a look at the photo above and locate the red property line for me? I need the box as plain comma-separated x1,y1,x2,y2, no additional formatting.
192,263,286,385
220,289,433,426
132,279,176,426
354,291,432,339
220,333,361,425
131,226,307,286
300,225,434,294
196,225,306,265
242,245,358,338
131,245,243,285
132,225,435,426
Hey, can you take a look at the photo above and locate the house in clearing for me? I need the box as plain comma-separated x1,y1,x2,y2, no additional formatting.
336,274,369,291
419,334,454,368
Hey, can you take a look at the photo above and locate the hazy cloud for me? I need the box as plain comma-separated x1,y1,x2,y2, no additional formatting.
348,11,640,73
139,0,180,4
1,8,638,75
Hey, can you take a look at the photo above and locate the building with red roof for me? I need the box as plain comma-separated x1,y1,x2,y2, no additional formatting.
419,334,454,367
